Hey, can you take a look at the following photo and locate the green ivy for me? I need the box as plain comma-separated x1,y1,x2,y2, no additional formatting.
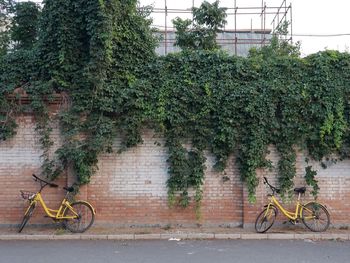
0,0,13,57
304,163,319,198
11,1,40,50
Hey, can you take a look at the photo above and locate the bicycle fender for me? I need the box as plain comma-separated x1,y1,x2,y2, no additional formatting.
300,201,328,217
75,201,96,215
302,201,327,208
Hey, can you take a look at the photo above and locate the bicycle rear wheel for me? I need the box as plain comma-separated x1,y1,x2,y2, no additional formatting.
301,202,330,232
64,201,94,233
255,206,277,233
18,203,36,233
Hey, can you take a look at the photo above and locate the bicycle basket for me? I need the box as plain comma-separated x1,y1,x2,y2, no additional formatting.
20,190,36,200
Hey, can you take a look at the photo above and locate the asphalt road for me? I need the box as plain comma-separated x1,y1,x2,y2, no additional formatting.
1,240,349,263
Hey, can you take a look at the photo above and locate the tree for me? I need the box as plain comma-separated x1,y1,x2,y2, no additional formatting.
11,1,40,50
173,0,227,50
249,21,300,59
0,0,13,56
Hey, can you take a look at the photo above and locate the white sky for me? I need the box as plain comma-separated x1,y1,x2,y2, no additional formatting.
140,0,350,56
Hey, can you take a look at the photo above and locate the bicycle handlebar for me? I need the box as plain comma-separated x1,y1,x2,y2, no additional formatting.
32,174,77,194
263,177,280,194
32,174,58,188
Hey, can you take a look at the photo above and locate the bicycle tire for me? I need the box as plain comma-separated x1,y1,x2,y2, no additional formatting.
18,203,36,233
255,206,277,233
63,201,94,233
301,202,330,232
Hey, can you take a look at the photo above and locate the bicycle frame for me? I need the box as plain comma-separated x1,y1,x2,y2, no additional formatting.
265,194,303,221
19,174,96,234
256,177,330,233
27,192,78,220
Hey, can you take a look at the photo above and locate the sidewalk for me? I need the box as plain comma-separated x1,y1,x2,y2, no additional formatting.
1,224,350,241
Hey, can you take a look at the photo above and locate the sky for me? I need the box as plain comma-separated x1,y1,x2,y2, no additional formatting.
140,0,350,56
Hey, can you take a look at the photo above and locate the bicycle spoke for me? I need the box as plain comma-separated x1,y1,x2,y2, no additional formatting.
18,203,36,233
255,207,276,233
301,202,330,232
64,202,94,233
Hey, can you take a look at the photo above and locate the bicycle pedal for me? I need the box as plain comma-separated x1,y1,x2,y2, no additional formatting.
283,220,296,225
289,220,298,225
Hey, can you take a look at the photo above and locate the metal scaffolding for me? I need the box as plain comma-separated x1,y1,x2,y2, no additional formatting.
14,0,292,56
153,0,292,56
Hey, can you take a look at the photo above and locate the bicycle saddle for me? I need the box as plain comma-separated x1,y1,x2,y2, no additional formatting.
63,186,75,192
293,187,306,194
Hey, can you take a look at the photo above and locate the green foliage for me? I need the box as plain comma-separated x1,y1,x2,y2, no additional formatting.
1,1,40,54
11,2,40,50
154,47,350,202
304,164,319,198
0,0,13,56
173,0,227,50
0,93,17,141
0,48,36,141
249,21,300,58
33,0,158,183
166,139,206,209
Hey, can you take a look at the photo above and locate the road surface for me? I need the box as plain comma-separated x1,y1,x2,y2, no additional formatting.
1,239,349,263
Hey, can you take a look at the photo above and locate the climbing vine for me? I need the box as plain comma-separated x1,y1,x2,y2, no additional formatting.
1,1,350,212
0,0,13,56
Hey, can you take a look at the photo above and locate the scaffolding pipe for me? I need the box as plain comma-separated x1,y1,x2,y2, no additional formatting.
263,2,266,45
155,0,292,56
290,3,293,43
234,0,237,56
164,0,168,55
260,0,263,46
153,6,288,11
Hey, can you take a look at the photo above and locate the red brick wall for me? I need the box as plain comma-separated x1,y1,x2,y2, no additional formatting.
0,115,67,225
243,148,350,228
1,115,350,228
89,136,243,227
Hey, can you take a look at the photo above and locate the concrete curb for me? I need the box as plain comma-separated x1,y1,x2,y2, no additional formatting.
1,233,349,241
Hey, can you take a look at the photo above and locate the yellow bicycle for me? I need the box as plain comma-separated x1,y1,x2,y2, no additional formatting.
255,177,330,233
19,174,95,233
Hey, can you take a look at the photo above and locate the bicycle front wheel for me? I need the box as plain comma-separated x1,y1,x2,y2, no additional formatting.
255,206,277,233
18,203,36,233
64,201,94,233
301,202,330,232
